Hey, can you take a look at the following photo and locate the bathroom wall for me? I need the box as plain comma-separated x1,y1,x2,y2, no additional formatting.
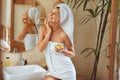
1,0,7,26
1,0,11,27
2,46,46,66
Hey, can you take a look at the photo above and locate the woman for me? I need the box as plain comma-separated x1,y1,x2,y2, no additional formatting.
38,3,76,80
18,7,40,51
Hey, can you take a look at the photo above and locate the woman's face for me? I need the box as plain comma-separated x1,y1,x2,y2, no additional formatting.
22,11,29,24
48,8,60,24
22,11,34,25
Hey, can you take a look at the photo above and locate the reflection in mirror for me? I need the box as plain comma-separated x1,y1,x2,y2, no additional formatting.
17,6,40,51
10,1,46,52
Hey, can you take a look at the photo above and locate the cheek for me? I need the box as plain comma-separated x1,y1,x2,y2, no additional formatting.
55,17,60,22
53,16,59,22
27,19,32,24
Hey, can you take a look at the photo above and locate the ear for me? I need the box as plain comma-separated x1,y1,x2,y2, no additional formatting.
28,19,33,24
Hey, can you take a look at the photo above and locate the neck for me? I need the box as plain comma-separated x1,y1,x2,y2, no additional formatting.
28,23,34,27
51,23,60,31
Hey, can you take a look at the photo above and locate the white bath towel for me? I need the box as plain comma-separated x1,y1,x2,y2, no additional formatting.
28,7,40,26
45,41,76,80
28,7,40,33
24,34,38,51
0,39,10,51
57,3,74,45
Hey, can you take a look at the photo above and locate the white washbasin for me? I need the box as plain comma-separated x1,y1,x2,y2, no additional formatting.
3,65,47,80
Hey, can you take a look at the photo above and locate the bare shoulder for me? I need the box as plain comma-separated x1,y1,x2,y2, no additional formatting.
60,28,67,38
60,29,71,43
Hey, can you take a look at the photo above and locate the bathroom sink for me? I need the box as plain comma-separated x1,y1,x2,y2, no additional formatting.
3,65,47,80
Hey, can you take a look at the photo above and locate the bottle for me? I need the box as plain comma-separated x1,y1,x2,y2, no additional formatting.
13,48,18,53
5,57,11,67
24,59,28,65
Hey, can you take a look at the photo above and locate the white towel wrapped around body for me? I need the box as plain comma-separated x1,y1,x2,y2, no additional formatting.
23,7,40,50
45,3,76,80
45,41,76,80
24,34,38,51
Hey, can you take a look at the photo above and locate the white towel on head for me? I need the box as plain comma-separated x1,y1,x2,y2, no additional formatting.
57,3,74,45
28,7,40,28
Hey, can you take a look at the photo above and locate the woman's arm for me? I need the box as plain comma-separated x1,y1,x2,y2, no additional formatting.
18,24,28,41
38,19,52,52
60,35,75,58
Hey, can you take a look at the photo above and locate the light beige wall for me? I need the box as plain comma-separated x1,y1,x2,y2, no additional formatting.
36,0,57,15
1,0,11,27
1,0,7,26
73,8,109,80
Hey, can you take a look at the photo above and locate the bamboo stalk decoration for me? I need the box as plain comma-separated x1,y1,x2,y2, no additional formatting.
90,0,111,79
67,0,118,80
68,0,111,80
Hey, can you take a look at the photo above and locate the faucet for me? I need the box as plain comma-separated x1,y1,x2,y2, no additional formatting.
19,53,27,66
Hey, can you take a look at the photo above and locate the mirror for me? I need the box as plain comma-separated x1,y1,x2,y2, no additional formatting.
10,0,46,52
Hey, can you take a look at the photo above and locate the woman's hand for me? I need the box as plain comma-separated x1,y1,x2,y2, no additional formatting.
60,49,75,58
44,19,52,33
55,47,75,58
55,43,75,58
55,44,64,52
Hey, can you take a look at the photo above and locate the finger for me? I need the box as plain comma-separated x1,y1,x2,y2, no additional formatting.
44,19,47,24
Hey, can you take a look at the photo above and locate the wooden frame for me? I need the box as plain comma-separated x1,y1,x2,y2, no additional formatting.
0,0,2,25
0,0,6,40
10,0,36,52
108,0,118,80
0,1,3,80
14,0,36,6
0,0,2,39
15,0,33,5
10,0,15,52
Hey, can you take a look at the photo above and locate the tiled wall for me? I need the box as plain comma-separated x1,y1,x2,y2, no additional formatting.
1,46,46,67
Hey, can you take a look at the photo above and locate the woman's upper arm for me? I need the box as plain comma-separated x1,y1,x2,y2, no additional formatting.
38,25,45,43
18,24,28,41
63,34,75,58
64,35,74,52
